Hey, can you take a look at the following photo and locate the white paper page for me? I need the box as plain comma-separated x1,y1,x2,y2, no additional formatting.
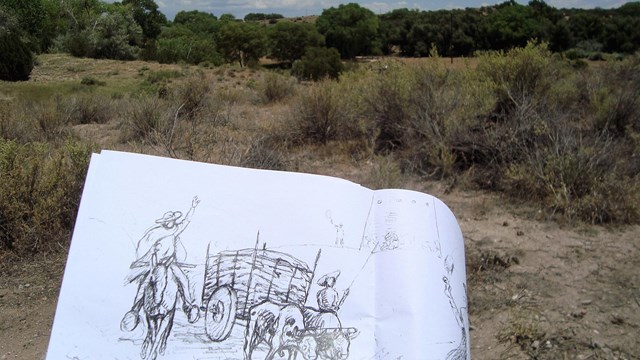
46,151,378,360
366,189,469,360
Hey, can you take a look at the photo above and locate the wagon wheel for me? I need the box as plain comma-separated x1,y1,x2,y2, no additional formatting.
205,286,237,342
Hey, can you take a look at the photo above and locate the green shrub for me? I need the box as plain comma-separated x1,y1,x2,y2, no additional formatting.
477,41,559,121
0,28,34,81
259,71,296,103
589,56,640,136
176,76,210,120
146,69,183,84
504,133,640,223
1,99,74,143
292,47,343,81
238,135,287,170
0,139,91,256
80,77,106,86
67,96,113,125
366,61,412,152
156,37,223,65
288,79,357,143
120,97,168,143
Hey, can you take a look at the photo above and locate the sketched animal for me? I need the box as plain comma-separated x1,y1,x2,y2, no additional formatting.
244,301,317,360
141,253,178,360
302,308,359,360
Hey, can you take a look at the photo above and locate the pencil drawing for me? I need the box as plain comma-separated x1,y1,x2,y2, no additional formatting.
113,193,466,360
121,197,202,359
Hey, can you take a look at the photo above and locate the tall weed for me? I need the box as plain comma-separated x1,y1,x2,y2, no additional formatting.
258,71,296,104
288,79,363,144
0,139,91,256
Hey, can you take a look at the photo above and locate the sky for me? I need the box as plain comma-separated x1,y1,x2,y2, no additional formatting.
115,0,630,21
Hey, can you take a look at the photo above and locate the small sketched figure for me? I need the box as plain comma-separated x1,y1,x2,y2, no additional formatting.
326,210,345,247
121,197,201,359
317,271,349,313
379,232,399,252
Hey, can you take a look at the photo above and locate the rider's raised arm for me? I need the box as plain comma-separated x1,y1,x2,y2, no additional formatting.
175,196,200,236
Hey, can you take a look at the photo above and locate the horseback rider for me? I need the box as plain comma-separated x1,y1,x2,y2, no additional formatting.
121,196,201,331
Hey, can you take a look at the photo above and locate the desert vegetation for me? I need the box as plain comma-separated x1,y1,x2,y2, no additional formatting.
1,41,639,261
2,0,640,81
1,2,639,358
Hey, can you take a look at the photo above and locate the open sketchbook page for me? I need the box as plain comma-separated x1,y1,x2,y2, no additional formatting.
46,151,468,360
363,190,469,360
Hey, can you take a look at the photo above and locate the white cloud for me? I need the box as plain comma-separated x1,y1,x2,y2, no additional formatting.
545,0,625,8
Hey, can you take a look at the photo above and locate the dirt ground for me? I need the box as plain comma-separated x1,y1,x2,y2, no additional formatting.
1,177,638,359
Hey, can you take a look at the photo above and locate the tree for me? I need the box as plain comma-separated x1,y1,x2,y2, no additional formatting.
91,9,143,60
156,24,222,65
292,47,343,81
41,0,69,52
316,3,380,59
0,5,34,81
484,1,551,49
269,21,324,63
122,0,166,40
0,0,44,51
216,21,267,66
173,10,219,34
244,13,283,21
59,0,104,31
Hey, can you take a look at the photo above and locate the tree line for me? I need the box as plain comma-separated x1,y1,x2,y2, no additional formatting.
1,0,639,81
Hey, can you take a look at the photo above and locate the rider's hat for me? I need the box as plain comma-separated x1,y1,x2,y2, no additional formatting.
318,270,340,286
155,211,183,224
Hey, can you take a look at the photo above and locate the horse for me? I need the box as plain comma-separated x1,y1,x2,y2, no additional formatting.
140,253,178,360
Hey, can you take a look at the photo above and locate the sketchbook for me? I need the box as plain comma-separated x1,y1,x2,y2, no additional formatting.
46,150,470,360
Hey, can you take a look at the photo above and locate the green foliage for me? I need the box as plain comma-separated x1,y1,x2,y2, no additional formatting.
0,6,34,81
40,0,69,52
484,1,551,50
80,76,105,86
244,13,283,21
173,10,219,34
366,61,413,152
477,41,557,119
0,0,44,51
590,56,640,136
268,21,324,63
216,21,267,67
292,47,343,81
316,3,381,59
377,1,637,56
0,139,91,255
156,25,223,65
91,10,143,60
122,0,166,40
55,5,144,60
145,69,183,84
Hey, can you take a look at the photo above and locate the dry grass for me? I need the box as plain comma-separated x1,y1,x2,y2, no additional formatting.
1,48,639,259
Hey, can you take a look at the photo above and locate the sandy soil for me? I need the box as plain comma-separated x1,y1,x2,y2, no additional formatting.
1,180,638,360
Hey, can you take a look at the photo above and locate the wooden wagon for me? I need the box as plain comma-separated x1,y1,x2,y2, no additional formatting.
201,242,320,342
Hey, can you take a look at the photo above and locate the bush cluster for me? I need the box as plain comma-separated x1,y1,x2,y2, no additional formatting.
0,140,91,256
286,42,640,224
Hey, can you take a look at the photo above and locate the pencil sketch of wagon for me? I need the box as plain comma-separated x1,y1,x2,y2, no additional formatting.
200,241,321,342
